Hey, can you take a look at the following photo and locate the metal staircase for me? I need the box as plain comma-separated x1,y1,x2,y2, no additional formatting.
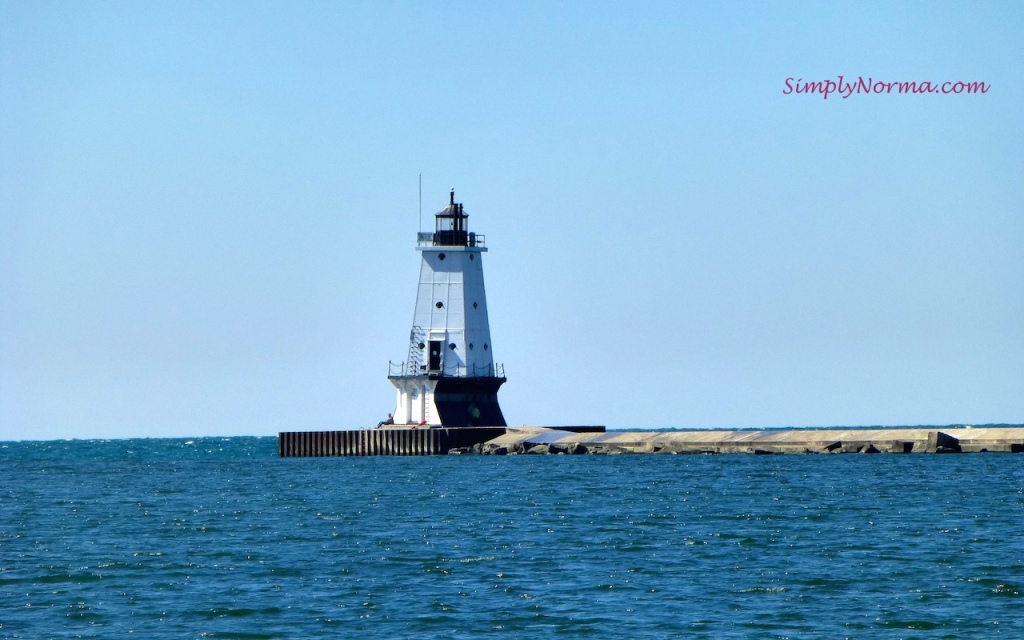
406,325,426,376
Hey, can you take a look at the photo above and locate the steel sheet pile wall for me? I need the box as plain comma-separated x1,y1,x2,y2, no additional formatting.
278,429,440,457
278,427,507,457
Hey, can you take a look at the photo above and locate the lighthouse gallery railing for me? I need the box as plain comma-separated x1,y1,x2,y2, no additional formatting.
416,232,486,248
388,361,505,378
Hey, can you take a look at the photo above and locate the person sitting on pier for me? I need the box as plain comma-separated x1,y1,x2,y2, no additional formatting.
376,413,394,428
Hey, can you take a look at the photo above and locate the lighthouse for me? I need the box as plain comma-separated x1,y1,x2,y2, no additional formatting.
387,191,507,427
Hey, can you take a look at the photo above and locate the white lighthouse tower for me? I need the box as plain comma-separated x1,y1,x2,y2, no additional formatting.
388,190,507,427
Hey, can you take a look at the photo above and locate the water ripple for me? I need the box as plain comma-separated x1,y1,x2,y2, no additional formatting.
0,440,1022,637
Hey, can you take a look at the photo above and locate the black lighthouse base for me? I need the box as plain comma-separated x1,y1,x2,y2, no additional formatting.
433,376,507,427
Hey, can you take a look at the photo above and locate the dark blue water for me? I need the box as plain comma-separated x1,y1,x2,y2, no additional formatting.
1,437,1022,638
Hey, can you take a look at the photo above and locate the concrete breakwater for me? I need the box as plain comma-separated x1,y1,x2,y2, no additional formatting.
481,427,1024,455
279,426,1024,456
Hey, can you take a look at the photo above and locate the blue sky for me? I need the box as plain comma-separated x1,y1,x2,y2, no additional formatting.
2,1,1021,440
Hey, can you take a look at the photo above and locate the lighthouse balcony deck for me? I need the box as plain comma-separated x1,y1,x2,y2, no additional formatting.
416,231,486,248
388,361,505,378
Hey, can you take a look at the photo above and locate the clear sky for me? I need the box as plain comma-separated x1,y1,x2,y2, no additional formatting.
2,1,1021,441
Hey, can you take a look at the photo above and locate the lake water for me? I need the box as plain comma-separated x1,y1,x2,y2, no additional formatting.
1,437,1022,638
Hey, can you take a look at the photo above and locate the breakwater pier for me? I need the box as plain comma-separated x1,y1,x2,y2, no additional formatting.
278,426,1024,457
278,427,506,457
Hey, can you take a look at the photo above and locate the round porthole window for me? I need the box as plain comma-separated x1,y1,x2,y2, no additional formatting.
449,343,456,350
436,301,444,309
438,253,446,260
418,342,425,349
469,254,475,261
473,302,478,309
483,344,489,350
469,343,474,350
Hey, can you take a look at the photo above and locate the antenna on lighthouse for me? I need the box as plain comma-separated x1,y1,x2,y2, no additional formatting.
418,173,422,232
